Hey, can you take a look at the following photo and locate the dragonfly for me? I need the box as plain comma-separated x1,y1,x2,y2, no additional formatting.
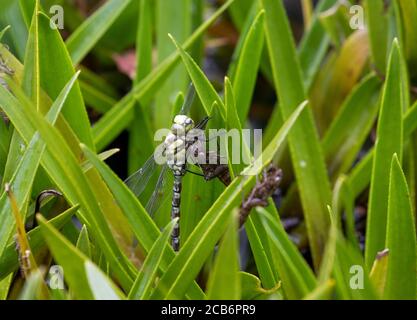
125,84,230,251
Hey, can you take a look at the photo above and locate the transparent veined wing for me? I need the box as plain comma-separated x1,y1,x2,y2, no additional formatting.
125,153,159,198
145,164,172,217
125,153,172,217
179,83,196,115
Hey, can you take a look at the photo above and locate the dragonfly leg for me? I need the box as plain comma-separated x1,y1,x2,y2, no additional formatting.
186,168,205,177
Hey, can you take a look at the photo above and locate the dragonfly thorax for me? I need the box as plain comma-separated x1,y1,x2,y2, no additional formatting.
164,115,195,175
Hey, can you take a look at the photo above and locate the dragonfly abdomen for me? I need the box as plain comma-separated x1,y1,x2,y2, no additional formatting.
171,173,183,251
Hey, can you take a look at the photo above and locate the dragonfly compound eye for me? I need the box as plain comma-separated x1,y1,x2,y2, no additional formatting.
173,115,188,125
173,115,194,130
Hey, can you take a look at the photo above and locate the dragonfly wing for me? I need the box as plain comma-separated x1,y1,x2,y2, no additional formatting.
125,154,158,198
194,117,210,131
179,83,196,115
146,164,171,217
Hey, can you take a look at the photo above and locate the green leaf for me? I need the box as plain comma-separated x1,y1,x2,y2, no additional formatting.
396,0,417,80
310,30,370,133
22,0,40,107
0,79,136,291
227,2,259,78
322,74,381,178
228,0,254,30
6,183,39,278
225,77,249,177
76,225,92,259
303,280,335,300
0,72,79,261
299,0,338,89
128,218,178,300
153,0,191,130
18,0,35,27
135,0,152,83
37,214,93,299
231,10,264,123
365,39,404,268
3,2,40,186
331,176,358,249
80,144,162,254
301,0,313,30
333,234,377,300
245,207,279,289
318,2,352,48
365,0,389,72
0,114,11,182
0,44,85,158
384,154,417,299
318,207,338,285
38,215,125,300
206,210,240,300
85,261,124,300
0,25,11,42
0,275,13,300
17,269,46,300
94,0,139,52
36,12,94,148
240,272,281,300
261,0,332,269
348,100,417,198
128,0,154,175
369,249,389,298
0,0,27,59
66,0,133,65
169,34,225,119
259,207,317,299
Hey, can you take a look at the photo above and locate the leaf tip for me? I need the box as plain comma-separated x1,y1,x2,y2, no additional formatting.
391,152,400,165
224,76,231,86
168,33,178,47
298,100,309,112
256,9,266,20
0,25,11,35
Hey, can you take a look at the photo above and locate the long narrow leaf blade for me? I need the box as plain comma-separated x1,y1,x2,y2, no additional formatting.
365,40,404,267
261,0,332,269
384,154,417,299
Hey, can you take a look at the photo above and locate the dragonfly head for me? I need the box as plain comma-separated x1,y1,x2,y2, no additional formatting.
172,115,194,134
